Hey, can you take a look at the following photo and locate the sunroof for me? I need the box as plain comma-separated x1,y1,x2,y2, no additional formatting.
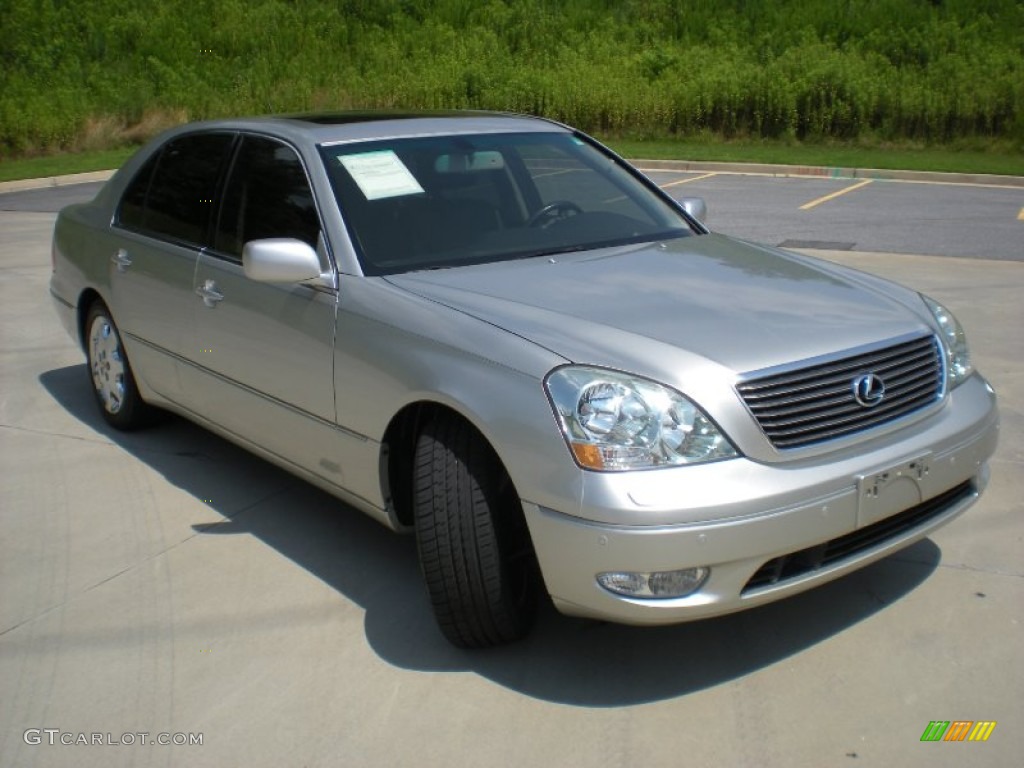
285,111,496,125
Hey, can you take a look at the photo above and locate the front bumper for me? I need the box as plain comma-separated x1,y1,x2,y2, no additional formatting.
522,374,999,625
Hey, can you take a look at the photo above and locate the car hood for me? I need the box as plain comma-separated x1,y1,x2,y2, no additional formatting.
384,234,930,381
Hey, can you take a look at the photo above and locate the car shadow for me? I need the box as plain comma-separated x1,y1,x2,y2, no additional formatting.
40,363,941,707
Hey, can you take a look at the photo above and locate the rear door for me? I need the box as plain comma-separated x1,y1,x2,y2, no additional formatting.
111,132,235,400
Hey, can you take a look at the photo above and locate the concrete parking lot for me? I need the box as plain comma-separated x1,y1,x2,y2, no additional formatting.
1,171,1022,767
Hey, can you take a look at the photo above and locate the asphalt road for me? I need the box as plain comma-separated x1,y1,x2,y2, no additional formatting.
639,169,1024,262
1,174,1022,767
0,182,107,214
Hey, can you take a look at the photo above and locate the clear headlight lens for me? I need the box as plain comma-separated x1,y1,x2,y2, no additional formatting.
545,366,738,471
922,295,973,387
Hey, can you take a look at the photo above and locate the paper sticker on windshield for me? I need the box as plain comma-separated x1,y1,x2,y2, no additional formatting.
339,151,424,201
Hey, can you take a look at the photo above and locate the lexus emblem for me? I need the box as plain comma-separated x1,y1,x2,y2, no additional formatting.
852,373,886,408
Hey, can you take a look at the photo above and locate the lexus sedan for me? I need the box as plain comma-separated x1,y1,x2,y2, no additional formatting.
50,112,999,648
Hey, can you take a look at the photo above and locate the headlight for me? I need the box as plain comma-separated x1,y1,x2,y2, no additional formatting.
545,366,738,471
921,295,972,387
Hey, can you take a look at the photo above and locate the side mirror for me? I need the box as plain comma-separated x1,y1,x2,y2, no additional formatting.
679,197,707,226
242,238,322,283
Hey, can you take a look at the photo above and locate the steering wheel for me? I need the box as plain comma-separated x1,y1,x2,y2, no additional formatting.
526,200,583,228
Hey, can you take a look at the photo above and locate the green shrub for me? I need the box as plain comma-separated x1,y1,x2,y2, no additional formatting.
1,0,1021,157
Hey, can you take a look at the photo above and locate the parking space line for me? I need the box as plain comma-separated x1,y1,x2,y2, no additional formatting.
800,179,874,210
658,172,718,189
603,171,717,204
531,168,580,179
1018,207,1024,221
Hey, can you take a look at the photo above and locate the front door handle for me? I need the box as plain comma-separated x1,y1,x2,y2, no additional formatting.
111,249,132,272
195,279,224,308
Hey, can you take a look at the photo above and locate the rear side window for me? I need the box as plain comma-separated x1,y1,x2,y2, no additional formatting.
214,136,320,259
118,132,235,245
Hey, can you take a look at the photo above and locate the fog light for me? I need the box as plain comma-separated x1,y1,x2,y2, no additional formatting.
597,567,709,599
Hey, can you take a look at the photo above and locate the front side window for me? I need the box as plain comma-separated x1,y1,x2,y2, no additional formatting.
118,132,235,245
320,132,694,275
214,136,321,259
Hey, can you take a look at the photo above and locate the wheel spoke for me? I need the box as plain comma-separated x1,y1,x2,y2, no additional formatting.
89,314,127,415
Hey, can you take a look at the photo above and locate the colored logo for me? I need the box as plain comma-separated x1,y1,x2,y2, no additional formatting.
920,721,996,742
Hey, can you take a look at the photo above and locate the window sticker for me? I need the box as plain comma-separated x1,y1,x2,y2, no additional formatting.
338,150,425,201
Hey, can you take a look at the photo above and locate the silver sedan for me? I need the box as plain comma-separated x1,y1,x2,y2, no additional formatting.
50,113,999,647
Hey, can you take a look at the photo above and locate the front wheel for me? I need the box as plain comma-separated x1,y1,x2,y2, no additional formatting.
85,300,152,430
413,413,540,648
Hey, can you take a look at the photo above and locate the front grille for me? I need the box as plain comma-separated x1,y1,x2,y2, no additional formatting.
742,480,975,593
737,334,943,449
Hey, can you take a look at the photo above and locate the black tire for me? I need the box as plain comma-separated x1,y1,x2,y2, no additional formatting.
84,300,152,430
413,412,539,648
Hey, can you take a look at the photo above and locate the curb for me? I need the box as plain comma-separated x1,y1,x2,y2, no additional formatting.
0,170,116,194
631,160,1024,188
2,161,1022,193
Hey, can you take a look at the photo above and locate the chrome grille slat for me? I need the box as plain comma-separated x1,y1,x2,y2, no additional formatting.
764,392,940,440
739,347,937,398
765,387,940,434
752,370,938,420
737,335,943,449
738,343,936,394
757,377,942,429
753,391,858,415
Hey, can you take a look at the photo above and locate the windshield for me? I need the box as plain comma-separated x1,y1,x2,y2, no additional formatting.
320,132,696,275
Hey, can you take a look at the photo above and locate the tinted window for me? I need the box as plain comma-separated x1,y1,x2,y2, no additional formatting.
321,132,693,275
118,132,234,245
214,136,320,258
518,142,658,222
118,154,157,231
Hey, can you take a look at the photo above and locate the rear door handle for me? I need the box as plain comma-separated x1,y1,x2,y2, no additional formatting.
195,279,224,308
111,249,132,272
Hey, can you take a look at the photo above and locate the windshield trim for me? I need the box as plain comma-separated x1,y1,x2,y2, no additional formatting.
394,230,693,275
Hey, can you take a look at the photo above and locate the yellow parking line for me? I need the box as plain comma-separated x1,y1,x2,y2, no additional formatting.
1017,207,1024,220
531,168,579,179
659,172,718,189
800,179,874,210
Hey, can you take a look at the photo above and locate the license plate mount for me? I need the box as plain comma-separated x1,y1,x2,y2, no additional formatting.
856,454,932,528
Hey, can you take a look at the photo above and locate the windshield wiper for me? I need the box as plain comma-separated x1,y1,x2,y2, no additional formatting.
527,244,588,260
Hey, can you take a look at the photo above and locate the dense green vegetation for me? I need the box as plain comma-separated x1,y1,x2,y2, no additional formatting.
2,0,1022,159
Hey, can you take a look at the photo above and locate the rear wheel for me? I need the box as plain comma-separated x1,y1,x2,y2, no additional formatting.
413,412,539,648
85,300,152,430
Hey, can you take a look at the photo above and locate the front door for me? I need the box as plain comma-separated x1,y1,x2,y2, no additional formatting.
183,135,343,482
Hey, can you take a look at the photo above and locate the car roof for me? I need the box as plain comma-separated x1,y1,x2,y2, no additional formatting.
163,111,570,147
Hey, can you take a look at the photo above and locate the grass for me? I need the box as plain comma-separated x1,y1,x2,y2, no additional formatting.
2,139,1020,184
603,139,1024,177
0,148,135,183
